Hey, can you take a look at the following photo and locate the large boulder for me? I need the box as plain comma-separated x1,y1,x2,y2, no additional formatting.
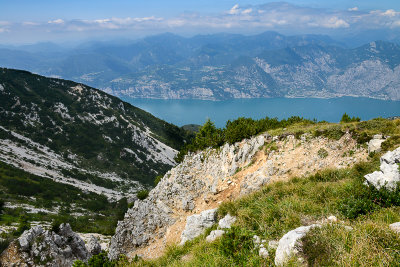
0,224,90,267
364,147,400,190
368,135,386,154
180,209,218,245
274,224,320,266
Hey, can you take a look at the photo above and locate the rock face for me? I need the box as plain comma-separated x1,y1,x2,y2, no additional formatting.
109,132,366,259
0,224,90,267
274,225,320,266
180,209,218,245
364,147,400,190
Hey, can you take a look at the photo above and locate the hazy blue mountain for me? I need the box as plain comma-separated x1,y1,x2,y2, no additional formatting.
0,32,399,100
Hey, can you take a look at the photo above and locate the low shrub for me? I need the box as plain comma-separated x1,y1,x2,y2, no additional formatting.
317,148,328,158
137,190,149,200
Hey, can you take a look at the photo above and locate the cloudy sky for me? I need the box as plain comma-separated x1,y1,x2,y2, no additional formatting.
1,0,400,44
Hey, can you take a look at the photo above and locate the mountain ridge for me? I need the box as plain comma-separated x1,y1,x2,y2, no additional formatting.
3,33,399,100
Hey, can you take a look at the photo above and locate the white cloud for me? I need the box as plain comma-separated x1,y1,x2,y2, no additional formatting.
382,9,398,17
23,22,39,26
393,21,400,27
228,4,240,15
11,3,400,38
322,17,350,28
242,8,253,15
48,19,64,24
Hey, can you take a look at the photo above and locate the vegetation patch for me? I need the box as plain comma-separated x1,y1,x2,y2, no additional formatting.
0,161,128,237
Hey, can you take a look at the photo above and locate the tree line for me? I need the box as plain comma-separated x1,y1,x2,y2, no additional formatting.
175,116,315,162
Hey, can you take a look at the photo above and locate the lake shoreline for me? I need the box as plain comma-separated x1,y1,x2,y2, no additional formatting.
120,97,400,127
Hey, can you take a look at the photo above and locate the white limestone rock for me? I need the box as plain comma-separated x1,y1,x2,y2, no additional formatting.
180,208,218,245
364,147,400,190
268,240,279,250
274,224,320,266
368,136,385,154
206,230,225,242
1,223,90,267
253,235,261,246
87,235,102,255
218,214,237,229
259,247,269,259
18,226,44,251
389,222,400,234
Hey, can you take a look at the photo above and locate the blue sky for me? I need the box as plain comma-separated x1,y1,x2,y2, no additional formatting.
1,0,400,44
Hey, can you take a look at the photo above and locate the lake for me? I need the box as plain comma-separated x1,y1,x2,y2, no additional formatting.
121,97,400,127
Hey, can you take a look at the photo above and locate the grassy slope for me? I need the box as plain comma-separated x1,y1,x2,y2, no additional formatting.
129,119,400,267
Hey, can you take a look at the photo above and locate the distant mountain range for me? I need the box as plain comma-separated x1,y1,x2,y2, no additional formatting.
0,32,399,100
0,68,190,199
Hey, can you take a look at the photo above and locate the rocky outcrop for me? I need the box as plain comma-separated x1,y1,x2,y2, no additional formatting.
364,147,400,190
86,236,102,256
109,135,267,259
0,224,90,267
109,132,366,259
180,209,218,245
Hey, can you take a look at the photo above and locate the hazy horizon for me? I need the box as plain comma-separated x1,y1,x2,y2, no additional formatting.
1,1,400,44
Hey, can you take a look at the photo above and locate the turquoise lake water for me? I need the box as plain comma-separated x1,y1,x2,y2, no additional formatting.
121,97,400,127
